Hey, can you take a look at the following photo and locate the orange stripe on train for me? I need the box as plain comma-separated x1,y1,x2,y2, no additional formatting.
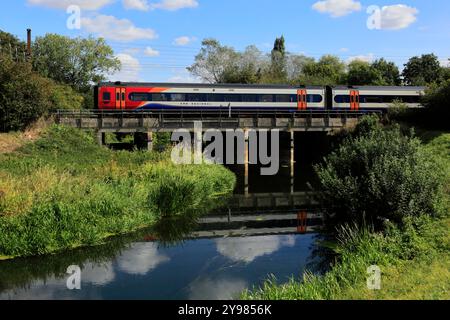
147,87,170,93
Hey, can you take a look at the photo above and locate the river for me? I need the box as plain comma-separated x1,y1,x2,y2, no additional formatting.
0,132,334,300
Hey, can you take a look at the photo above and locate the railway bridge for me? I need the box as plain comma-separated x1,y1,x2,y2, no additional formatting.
55,109,376,147
55,109,378,195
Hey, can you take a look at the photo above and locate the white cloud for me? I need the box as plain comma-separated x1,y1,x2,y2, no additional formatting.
116,243,170,275
339,48,349,53
347,53,375,63
216,235,296,264
188,277,248,300
151,0,199,11
174,36,195,46
82,262,116,286
378,5,418,30
123,0,150,11
81,15,158,42
440,58,450,68
312,0,361,18
144,46,160,57
27,0,113,10
111,53,142,82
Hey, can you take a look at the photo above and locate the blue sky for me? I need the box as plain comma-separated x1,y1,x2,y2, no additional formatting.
1,0,449,82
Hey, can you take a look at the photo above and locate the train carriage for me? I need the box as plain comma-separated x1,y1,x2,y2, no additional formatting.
95,82,425,112
96,82,326,111
332,86,425,111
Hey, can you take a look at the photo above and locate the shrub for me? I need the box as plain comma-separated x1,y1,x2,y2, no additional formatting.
315,116,446,227
423,80,450,123
0,54,53,132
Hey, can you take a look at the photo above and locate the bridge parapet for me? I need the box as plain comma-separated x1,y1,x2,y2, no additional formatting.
55,109,379,132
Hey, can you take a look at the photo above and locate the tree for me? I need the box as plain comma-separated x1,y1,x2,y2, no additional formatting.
0,30,27,59
187,39,240,83
423,79,450,124
347,60,382,85
269,36,287,82
371,58,401,85
298,55,346,85
402,54,442,85
286,54,315,82
188,39,268,84
32,34,120,92
0,53,53,131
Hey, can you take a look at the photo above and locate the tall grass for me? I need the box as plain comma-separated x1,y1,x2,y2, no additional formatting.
0,125,236,259
243,131,450,300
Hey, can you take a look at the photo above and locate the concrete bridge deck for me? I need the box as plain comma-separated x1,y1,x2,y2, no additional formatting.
55,109,377,133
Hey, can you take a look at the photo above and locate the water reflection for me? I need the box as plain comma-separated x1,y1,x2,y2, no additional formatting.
0,132,334,300
0,191,323,300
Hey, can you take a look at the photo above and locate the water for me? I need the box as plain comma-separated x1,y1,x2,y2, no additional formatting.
0,132,333,300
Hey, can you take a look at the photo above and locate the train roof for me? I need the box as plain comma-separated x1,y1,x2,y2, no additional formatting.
332,85,426,91
98,82,324,90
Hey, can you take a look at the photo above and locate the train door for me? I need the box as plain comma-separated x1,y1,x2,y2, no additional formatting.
350,90,360,111
297,89,307,110
115,87,126,109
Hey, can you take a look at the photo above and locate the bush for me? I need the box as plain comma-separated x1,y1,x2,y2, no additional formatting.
423,80,450,122
315,116,446,228
0,54,53,132
0,54,84,132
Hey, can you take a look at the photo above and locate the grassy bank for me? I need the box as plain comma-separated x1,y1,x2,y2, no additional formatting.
242,132,450,300
0,125,236,259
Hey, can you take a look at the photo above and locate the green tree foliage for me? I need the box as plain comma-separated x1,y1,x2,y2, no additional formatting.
0,53,53,131
315,116,445,227
0,30,86,131
298,55,346,85
32,34,120,92
347,60,382,85
49,84,84,110
371,58,401,85
423,79,450,122
269,36,287,82
187,39,240,83
402,54,442,85
0,30,27,58
187,39,267,84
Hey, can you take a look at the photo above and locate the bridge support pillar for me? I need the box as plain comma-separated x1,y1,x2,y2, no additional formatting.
244,129,249,197
97,131,106,146
290,130,295,194
147,132,153,152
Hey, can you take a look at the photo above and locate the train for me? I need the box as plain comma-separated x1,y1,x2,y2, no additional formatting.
95,82,425,112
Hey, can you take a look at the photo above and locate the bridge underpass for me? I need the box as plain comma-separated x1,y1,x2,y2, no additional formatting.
55,109,377,196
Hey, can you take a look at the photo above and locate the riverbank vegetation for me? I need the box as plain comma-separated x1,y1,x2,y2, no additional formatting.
0,125,236,259
242,119,450,300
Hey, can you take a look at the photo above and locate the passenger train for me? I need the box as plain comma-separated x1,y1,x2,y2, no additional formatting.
95,82,425,112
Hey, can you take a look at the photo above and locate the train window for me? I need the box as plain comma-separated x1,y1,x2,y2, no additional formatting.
129,93,151,101
207,94,224,102
224,94,242,102
151,93,169,101
306,95,323,103
242,94,258,102
275,95,292,103
170,93,186,101
334,95,350,103
186,93,207,102
116,93,120,101
363,96,383,103
259,94,274,103
103,92,111,101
